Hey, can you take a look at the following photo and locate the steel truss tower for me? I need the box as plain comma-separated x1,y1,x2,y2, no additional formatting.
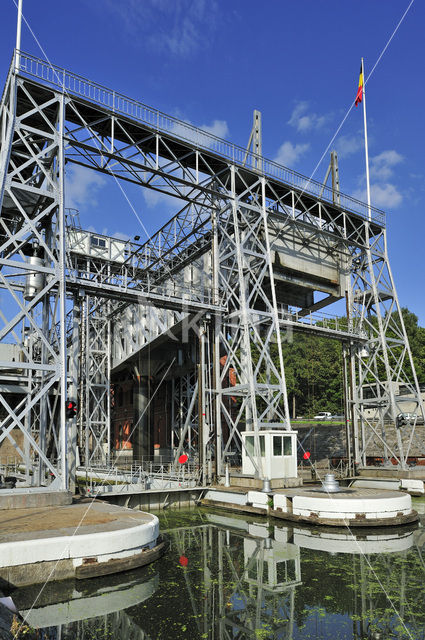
0,50,423,493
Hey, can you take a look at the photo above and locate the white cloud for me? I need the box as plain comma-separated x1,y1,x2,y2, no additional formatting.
102,0,219,57
202,120,229,139
142,188,182,211
334,133,363,159
353,149,404,209
113,231,131,241
274,141,310,167
65,165,105,210
171,118,229,149
85,225,130,242
288,101,327,133
370,150,403,180
371,183,403,208
353,183,403,209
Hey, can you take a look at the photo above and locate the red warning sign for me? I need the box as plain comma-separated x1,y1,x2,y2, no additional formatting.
178,454,188,464
303,451,311,460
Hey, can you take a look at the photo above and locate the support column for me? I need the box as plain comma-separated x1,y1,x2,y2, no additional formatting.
133,367,150,462
67,294,80,493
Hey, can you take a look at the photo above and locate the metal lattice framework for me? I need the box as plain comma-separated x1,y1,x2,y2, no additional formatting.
168,522,301,639
83,296,111,465
349,223,425,467
0,50,424,492
0,59,68,488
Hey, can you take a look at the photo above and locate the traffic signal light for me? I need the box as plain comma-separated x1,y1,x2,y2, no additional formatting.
66,400,77,419
396,413,406,429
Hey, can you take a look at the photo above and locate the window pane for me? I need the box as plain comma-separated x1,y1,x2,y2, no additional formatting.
286,558,296,582
283,436,292,456
273,436,282,456
246,436,254,457
259,435,265,456
262,560,268,583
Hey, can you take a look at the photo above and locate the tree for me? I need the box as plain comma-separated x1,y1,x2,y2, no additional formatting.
280,308,425,418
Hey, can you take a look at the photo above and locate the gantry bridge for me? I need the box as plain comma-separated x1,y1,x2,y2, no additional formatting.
0,49,424,493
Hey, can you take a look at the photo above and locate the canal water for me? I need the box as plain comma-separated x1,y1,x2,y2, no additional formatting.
10,498,425,640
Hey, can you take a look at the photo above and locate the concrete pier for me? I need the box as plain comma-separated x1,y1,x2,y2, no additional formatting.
201,484,419,527
0,500,166,588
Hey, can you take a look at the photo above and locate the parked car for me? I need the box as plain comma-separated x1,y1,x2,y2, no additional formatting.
313,411,332,420
404,412,424,424
398,412,418,423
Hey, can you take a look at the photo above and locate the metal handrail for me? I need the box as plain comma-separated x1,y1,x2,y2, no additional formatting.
15,50,385,227
279,307,368,339
81,460,200,492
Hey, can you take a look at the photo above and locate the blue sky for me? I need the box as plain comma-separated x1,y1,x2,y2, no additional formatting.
1,0,424,323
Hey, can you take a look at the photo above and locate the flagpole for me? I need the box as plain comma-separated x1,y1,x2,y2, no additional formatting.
15,0,23,73
361,57,372,221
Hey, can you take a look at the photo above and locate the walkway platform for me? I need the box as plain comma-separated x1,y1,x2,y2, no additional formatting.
201,484,419,527
0,500,166,587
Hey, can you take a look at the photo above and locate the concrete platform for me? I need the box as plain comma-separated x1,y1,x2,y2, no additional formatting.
357,466,425,479
201,484,419,527
0,500,165,587
0,488,72,511
349,476,424,496
203,509,419,554
227,475,302,490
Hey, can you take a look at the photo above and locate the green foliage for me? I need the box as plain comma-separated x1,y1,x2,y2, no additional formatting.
280,332,344,417
400,307,425,382
279,307,425,417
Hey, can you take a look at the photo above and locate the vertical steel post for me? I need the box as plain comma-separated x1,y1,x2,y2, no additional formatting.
260,176,291,428
68,294,80,493
15,0,23,73
58,92,68,490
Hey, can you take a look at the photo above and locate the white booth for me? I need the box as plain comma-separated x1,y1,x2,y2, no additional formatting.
241,430,298,479
243,537,301,591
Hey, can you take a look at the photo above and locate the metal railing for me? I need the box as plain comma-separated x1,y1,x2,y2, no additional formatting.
279,307,368,339
298,458,350,480
16,50,385,227
80,460,201,494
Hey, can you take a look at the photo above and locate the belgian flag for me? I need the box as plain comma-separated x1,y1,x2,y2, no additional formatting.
355,64,364,107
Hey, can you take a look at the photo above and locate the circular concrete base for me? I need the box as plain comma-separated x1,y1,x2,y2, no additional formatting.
201,485,419,527
271,486,418,527
0,501,165,586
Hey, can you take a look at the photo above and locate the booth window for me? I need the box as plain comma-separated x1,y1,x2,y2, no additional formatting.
246,435,265,457
259,435,265,456
246,436,254,457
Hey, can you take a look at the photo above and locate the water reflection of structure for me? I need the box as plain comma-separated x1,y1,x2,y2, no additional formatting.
165,519,300,639
11,514,424,640
202,513,420,640
231,532,301,638
14,571,158,639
